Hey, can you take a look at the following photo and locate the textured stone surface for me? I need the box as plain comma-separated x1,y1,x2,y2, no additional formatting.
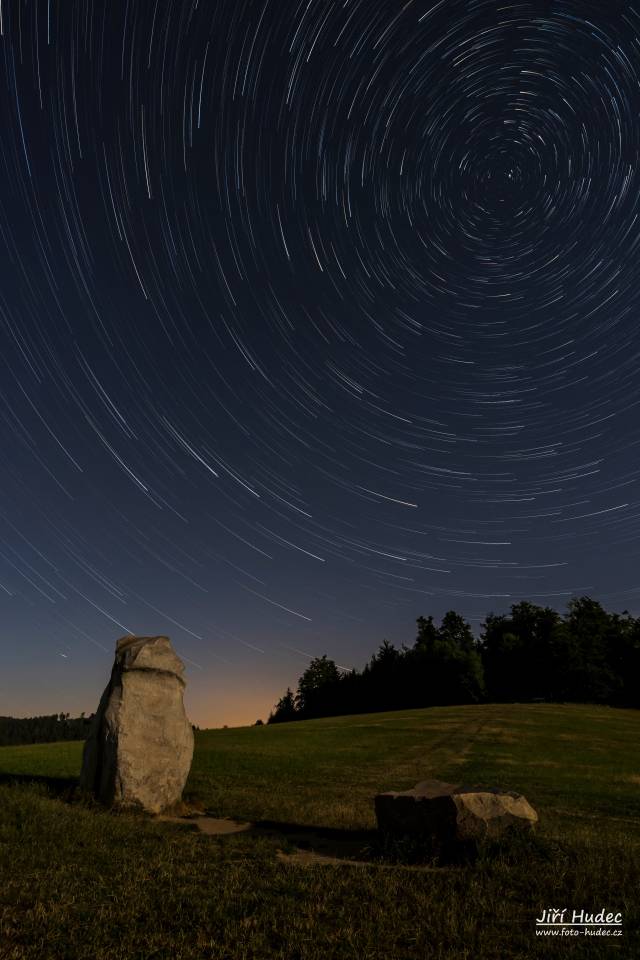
80,635,194,814
375,779,537,850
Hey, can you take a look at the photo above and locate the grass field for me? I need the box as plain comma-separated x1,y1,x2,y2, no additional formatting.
0,703,638,959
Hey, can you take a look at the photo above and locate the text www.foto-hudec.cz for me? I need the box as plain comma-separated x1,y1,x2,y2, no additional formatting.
536,909,623,937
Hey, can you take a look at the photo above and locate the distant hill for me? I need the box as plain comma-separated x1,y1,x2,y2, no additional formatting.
0,713,92,746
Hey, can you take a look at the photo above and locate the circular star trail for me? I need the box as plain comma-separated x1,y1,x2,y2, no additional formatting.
2,0,640,723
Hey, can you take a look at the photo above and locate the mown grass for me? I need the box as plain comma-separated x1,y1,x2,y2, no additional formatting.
0,703,638,959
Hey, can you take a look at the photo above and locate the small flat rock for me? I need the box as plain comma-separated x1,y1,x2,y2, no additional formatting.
195,817,252,836
276,849,363,868
158,815,252,835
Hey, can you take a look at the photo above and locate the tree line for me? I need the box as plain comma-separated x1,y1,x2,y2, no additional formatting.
267,597,640,723
0,713,93,746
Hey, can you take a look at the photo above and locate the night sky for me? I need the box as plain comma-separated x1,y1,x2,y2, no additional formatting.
2,0,640,727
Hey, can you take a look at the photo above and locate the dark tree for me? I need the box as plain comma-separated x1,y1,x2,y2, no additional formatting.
267,688,298,724
408,611,484,706
296,656,341,717
561,597,623,703
609,611,640,708
480,601,560,701
365,640,405,712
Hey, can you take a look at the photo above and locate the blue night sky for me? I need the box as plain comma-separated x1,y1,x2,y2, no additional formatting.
2,0,640,726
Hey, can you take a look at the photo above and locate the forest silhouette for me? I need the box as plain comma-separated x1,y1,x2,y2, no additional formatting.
268,597,640,723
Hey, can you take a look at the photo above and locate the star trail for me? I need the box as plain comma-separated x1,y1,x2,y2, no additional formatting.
2,0,640,725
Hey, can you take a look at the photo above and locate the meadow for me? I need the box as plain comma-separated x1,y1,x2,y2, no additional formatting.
0,703,638,959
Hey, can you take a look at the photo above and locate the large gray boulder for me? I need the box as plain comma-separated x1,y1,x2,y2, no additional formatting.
375,779,537,852
80,635,194,814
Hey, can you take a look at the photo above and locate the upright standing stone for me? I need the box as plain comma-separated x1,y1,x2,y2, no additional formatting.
80,635,194,814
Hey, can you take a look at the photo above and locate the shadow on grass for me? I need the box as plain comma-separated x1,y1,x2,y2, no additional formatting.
251,819,379,862
238,820,543,868
0,772,79,801
266,823,568,869
245,821,553,868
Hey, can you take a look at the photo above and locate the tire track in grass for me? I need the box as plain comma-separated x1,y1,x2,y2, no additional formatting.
385,705,505,788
